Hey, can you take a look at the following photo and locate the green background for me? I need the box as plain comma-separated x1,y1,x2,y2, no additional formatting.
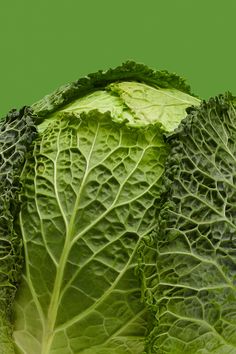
1,0,235,117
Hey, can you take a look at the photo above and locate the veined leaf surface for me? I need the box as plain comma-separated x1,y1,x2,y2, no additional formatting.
14,111,167,354
142,95,236,354
0,108,36,354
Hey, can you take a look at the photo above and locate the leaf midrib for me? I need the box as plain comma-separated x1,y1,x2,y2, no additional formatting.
41,121,100,354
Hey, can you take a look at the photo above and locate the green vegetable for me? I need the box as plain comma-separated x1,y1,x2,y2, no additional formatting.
5,61,236,354
141,94,236,354
0,107,36,354
0,61,200,354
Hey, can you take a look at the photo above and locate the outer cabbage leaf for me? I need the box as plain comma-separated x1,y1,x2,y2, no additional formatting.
142,94,236,354
14,111,167,354
0,108,36,353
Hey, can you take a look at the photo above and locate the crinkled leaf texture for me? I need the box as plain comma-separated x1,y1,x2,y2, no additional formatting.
142,94,236,354
13,110,167,354
0,108,36,354
12,61,198,354
31,61,194,118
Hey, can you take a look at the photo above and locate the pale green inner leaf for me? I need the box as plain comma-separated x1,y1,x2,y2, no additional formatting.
38,81,200,133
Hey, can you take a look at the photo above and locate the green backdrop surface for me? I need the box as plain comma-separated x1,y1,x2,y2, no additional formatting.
0,0,235,116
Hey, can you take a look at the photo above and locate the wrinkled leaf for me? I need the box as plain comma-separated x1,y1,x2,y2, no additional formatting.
142,94,236,354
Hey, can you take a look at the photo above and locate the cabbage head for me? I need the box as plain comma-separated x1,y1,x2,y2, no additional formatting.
0,61,199,354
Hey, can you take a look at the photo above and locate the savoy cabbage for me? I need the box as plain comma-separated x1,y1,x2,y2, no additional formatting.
1,61,236,354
